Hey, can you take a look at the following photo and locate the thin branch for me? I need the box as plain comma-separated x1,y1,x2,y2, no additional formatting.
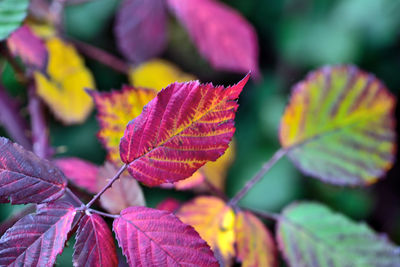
229,148,287,206
28,85,52,159
88,208,119,219
203,179,228,201
69,38,129,73
86,164,128,208
243,207,281,221
0,85,31,149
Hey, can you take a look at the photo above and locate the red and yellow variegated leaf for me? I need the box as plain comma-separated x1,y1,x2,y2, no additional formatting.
73,213,118,267
7,25,47,70
120,75,249,186
236,211,277,267
168,0,259,76
54,157,99,194
113,206,219,266
0,137,66,204
98,163,145,214
115,0,167,63
156,198,180,213
90,86,157,164
177,196,236,265
0,202,76,266
129,59,196,91
34,37,95,125
279,65,396,185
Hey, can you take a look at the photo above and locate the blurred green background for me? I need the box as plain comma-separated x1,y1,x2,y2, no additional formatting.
1,0,400,266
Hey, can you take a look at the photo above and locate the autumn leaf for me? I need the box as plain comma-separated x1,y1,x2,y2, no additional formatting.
280,65,396,185
98,162,145,214
236,211,277,267
115,0,167,63
120,75,249,186
0,137,66,204
7,25,47,70
73,213,118,267
90,86,157,164
113,206,219,266
277,202,400,266
0,202,76,266
129,59,196,91
156,198,180,213
34,37,96,125
177,196,236,265
168,0,259,76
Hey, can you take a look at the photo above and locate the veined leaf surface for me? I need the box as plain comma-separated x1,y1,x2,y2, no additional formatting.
0,0,29,40
279,65,396,185
0,202,76,266
73,213,118,267
113,206,219,266
177,196,236,265
0,137,66,204
236,211,277,267
120,75,249,186
277,202,400,267
168,0,259,76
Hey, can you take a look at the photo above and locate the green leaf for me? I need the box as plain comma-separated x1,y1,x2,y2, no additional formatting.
279,65,396,186
277,202,400,267
0,0,29,40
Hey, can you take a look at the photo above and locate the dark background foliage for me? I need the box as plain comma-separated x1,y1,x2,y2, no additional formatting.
1,0,400,265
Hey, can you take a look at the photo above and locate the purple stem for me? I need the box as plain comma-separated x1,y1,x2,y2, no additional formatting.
0,85,31,149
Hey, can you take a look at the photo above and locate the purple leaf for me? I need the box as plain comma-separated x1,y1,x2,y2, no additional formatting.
115,0,167,63
0,137,67,204
0,202,76,266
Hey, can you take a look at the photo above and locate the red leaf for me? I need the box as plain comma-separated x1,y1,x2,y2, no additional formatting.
115,0,167,63
7,25,48,70
168,0,259,76
156,198,180,213
54,157,99,193
73,213,118,267
119,75,249,186
113,206,218,266
0,137,67,204
0,202,76,266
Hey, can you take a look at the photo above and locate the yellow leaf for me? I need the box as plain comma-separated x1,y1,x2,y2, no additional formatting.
26,19,56,39
129,59,196,91
235,211,277,267
177,196,235,265
34,37,95,125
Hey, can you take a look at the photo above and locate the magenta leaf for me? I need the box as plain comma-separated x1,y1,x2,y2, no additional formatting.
113,206,219,266
0,201,76,266
168,0,259,76
54,157,98,194
0,137,67,204
119,75,249,186
115,0,167,63
73,213,118,267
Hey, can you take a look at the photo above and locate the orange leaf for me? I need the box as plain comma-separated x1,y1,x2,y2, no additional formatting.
177,196,235,265
235,211,277,267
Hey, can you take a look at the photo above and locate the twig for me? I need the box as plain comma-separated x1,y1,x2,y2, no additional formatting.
86,164,128,208
28,85,52,159
69,38,129,73
0,85,31,149
243,207,280,221
229,148,287,206
203,179,228,201
88,209,119,219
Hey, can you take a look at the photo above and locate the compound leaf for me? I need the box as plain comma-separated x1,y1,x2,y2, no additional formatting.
236,211,277,267
34,37,96,125
115,0,167,63
0,0,29,40
113,206,219,266
177,196,236,265
120,75,249,186
0,202,76,266
7,25,47,70
168,0,259,76
73,213,118,267
0,137,66,204
277,202,400,267
279,65,396,185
